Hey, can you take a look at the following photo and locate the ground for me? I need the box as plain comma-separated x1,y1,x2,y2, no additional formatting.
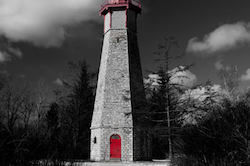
66,160,170,166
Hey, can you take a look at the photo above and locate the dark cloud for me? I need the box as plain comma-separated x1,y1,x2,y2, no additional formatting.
0,0,103,48
0,36,22,61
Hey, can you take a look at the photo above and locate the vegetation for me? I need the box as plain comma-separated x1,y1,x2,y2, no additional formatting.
174,97,250,166
0,60,95,165
0,38,250,166
145,37,250,166
145,37,193,159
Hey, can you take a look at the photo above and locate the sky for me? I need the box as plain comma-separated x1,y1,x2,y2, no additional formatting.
0,0,250,100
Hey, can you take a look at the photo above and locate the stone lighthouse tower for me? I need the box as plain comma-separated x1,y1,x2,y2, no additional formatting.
90,0,151,162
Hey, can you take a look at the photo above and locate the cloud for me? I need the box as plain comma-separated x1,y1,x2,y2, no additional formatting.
214,58,230,71
53,78,64,86
0,51,10,62
215,59,224,70
19,74,25,78
187,22,250,54
240,68,250,81
144,66,197,89
0,37,22,62
180,84,223,126
0,0,103,48
144,73,161,89
170,66,197,87
182,84,222,102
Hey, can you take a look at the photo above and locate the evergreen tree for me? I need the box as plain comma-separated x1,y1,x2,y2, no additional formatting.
55,59,95,159
46,102,61,162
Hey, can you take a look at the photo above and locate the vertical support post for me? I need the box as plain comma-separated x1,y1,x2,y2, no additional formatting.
125,9,128,28
104,15,106,33
109,11,112,29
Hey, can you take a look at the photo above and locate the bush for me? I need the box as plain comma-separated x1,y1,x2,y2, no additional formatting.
178,100,250,165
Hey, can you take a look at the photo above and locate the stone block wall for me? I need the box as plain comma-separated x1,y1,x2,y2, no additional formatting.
91,28,134,161
104,12,111,33
112,10,126,29
91,29,132,129
127,10,136,32
91,128,133,161
91,7,152,162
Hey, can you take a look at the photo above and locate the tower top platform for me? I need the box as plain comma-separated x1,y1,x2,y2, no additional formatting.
100,0,141,16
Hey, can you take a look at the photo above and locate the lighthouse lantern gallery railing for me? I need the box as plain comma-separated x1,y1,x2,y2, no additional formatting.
101,0,141,10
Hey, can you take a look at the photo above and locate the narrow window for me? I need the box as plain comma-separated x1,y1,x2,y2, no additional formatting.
94,137,97,144
117,38,119,43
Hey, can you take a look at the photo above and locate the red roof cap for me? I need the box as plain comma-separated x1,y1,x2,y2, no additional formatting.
100,0,141,16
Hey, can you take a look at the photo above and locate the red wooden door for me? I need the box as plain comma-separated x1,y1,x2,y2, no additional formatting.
110,134,121,159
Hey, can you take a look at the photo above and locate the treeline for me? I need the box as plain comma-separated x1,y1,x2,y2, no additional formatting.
1,37,250,166
178,95,250,165
144,37,250,165
0,60,94,166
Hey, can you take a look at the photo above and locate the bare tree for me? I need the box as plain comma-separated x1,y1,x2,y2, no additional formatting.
34,78,49,133
218,65,239,101
146,36,194,160
0,77,34,130
0,75,37,165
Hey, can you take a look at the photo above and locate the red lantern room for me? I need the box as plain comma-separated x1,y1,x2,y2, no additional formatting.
100,0,141,16
99,0,141,33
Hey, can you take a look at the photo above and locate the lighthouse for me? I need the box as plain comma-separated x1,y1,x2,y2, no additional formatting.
90,0,151,161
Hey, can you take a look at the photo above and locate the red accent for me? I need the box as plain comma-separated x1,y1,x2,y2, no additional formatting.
110,135,121,159
103,15,106,33
100,0,141,16
109,11,112,29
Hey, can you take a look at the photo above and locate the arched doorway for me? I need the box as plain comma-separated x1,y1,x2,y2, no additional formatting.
110,134,121,159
